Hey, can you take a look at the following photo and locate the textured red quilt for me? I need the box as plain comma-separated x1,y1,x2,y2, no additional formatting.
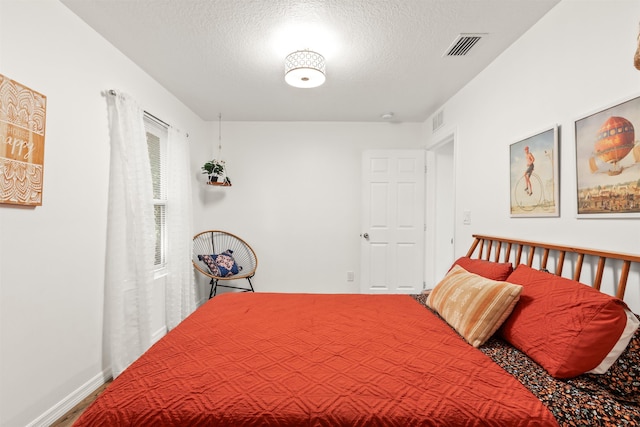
74,293,558,426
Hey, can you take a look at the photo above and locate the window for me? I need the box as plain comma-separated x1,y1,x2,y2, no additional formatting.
144,114,168,268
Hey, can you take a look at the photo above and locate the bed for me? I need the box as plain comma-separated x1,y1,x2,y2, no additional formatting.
74,235,640,426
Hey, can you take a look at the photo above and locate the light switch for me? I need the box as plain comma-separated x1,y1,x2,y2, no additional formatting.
463,210,471,225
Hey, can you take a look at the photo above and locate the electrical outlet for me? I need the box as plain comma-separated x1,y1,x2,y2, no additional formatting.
347,271,355,282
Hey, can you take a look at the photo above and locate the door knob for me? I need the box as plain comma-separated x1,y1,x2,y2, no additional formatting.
360,233,369,240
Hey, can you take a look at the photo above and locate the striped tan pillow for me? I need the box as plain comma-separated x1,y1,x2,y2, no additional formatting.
427,265,522,347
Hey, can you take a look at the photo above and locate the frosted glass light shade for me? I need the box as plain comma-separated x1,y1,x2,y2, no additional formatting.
284,50,326,88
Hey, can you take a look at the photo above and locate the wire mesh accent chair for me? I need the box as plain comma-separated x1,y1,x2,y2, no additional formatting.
192,230,258,298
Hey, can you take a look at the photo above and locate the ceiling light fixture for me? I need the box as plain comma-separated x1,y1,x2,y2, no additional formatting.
284,50,326,88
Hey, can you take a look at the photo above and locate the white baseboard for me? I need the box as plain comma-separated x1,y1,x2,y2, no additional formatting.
152,326,167,344
28,327,166,426
27,369,111,427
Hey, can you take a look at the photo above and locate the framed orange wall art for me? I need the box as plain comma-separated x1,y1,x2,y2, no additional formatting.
0,74,47,206
575,94,640,218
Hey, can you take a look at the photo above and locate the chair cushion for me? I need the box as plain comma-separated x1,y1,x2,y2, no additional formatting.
199,250,240,277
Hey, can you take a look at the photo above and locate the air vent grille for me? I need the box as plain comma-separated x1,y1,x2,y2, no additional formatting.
432,110,444,132
445,34,485,56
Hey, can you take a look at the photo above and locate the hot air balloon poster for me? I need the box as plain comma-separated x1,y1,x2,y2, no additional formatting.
575,94,640,218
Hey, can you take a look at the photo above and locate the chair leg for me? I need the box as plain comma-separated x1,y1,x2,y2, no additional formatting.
209,277,253,298
209,278,218,299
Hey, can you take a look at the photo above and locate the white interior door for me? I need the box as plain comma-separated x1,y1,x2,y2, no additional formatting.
360,150,425,294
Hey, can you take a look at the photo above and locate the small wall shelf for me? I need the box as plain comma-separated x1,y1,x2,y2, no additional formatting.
206,181,232,187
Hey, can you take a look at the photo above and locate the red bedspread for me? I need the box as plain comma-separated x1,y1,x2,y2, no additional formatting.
74,293,558,426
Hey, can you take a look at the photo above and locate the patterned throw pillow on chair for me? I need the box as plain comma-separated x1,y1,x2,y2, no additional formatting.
198,250,241,277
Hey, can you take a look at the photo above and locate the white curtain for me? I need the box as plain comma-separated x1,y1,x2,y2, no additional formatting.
104,92,155,378
165,127,196,329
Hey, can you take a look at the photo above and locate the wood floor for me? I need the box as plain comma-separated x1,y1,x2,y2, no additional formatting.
50,380,111,427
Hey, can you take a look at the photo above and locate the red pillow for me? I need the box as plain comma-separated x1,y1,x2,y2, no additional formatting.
450,257,513,281
501,265,628,378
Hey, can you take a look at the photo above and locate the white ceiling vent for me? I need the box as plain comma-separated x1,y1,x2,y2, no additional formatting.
432,110,444,132
444,34,486,56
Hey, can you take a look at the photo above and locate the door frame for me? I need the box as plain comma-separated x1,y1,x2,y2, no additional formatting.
425,131,456,287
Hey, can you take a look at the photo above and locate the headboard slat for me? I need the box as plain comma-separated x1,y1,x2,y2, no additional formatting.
466,238,480,258
618,261,631,300
574,254,584,282
486,240,493,261
541,248,550,272
556,251,566,276
527,246,536,267
594,257,606,291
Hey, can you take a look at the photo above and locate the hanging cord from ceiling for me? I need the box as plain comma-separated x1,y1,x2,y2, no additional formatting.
635,22,640,70
217,113,223,158
204,113,231,186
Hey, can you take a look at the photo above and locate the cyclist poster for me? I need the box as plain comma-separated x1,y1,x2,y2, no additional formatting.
509,126,559,217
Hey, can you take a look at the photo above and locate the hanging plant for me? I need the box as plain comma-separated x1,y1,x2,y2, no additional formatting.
202,114,232,186
201,159,226,177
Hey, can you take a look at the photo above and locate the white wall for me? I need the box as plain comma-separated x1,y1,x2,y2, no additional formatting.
0,1,208,425
0,3,423,424
427,0,640,311
3,0,640,425
191,121,423,295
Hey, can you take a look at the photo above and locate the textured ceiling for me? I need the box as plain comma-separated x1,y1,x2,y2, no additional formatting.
60,0,560,122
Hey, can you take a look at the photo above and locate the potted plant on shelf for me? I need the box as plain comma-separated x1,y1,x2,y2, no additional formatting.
201,159,231,185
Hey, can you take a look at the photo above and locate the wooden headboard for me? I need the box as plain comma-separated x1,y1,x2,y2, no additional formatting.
466,234,640,300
